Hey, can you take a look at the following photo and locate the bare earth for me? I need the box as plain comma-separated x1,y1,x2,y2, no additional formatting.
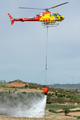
60,112,80,117
0,88,3,91
10,82,26,86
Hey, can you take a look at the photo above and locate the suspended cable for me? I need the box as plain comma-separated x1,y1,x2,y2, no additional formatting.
45,26,48,70
43,26,49,94
43,26,48,86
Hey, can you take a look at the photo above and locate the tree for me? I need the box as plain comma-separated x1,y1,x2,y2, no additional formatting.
63,107,70,116
25,85,28,88
55,92,57,96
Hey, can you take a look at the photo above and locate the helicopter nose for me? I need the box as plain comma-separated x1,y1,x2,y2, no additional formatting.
63,17,65,20
60,16,64,20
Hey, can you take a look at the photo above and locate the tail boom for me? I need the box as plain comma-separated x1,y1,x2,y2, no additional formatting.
7,13,40,25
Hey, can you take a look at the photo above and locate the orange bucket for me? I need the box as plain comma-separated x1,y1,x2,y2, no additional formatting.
43,87,49,93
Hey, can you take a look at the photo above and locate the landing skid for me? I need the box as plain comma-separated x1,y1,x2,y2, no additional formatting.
42,22,59,27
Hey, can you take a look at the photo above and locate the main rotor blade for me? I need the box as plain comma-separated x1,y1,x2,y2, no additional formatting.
19,2,68,12
19,7,44,10
48,2,68,10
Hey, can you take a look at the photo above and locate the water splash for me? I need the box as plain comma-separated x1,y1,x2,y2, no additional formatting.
0,92,47,118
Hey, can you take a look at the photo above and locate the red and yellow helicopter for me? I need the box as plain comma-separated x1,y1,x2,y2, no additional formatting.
8,2,68,26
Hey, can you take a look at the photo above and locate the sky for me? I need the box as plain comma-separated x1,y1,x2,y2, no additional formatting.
0,0,80,84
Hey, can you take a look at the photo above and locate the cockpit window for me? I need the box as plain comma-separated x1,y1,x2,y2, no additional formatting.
50,14,52,17
58,13,61,16
52,14,57,16
52,14,59,18
40,13,43,16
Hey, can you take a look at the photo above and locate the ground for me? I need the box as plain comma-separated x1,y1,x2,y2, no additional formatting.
10,82,26,86
0,111,78,120
0,81,80,120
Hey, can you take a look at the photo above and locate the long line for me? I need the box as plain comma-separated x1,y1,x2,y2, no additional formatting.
45,26,48,70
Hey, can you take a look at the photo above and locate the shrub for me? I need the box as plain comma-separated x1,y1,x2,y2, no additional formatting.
49,109,56,113
47,93,52,104
13,91,15,93
55,92,57,96
74,116,80,119
63,107,70,116
57,94,63,97
52,93,54,95
15,88,17,91
63,94,65,97
25,85,28,88
48,93,52,96
22,91,26,94
9,90,11,93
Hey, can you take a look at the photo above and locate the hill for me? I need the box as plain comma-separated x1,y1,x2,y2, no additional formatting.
0,79,43,90
48,84,80,89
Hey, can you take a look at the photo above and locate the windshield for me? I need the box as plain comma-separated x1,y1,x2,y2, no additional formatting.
52,14,59,18
57,13,61,16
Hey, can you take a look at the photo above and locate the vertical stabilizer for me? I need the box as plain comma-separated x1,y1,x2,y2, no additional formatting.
7,13,14,25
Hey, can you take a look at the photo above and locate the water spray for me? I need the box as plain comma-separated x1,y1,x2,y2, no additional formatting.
0,92,46,118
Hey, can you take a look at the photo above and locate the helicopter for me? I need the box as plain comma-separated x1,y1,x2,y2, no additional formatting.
8,2,68,26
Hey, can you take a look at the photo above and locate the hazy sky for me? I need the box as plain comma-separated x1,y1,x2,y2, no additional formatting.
0,0,80,84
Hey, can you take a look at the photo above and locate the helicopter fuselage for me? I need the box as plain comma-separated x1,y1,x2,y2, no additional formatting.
8,12,64,25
